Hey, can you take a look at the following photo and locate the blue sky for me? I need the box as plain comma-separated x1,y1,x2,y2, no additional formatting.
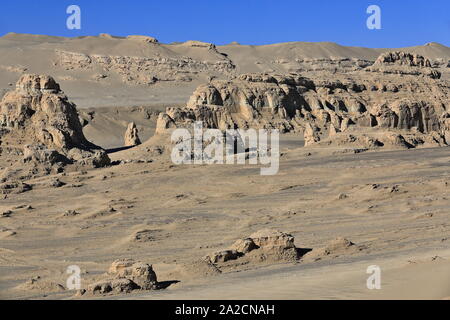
0,0,448,47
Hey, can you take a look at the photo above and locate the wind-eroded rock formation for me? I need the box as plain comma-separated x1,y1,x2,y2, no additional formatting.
55,48,235,85
0,75,110,185
124,122,141,147
205,229,299,265
86,259,159,295
155,51,450,149
368,51,441,79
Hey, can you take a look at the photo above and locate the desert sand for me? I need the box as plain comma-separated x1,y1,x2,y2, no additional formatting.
0,33,449,300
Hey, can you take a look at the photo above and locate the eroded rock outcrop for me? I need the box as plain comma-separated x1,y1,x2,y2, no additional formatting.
374,51,432,67
154,51,449,150
55,49,235,85
368,51,441,79
87,259,159,295
0,75,110,174
124,122,141,147
205,229,299,264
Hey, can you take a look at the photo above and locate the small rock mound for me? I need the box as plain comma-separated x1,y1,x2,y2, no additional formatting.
303,237,359,261
323,237,355,253
177,259,222,278
126,35,158,44
205,229,299,265
17,276,65,292
87,259,159,295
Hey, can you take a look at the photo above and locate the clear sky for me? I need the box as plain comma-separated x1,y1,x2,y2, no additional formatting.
0,0,448,48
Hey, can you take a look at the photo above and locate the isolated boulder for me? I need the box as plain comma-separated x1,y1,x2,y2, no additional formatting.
87,259,158,295
124,122,141,146
107,259,158,290
206,229,299,265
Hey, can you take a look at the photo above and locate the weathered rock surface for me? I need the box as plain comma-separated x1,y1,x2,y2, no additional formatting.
88,278,138,294
87,259,159,295
0,75,110,183
373,51,432,68
55,49,235,85
1,75,92,150
304,123,321,146
205,229,299,265
124,122,141,147
368,51,441,79
154,51,449,150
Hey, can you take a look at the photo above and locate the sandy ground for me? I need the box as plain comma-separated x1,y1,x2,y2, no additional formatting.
1,134,449,300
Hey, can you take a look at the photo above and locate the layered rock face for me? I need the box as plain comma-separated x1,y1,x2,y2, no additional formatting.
55,48,235,85
368,51,441,79
155,51,450,148
374,51,432,67
0,74,110,168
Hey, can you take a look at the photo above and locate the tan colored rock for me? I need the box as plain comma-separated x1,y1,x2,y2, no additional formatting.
324,237,355,253
124,122,141,146
107,259,158,290
205,250,241,263
153,69,448,146
304,123,321,146
126,35,158,43
107,259,135,275
249,229,296,250
230,238,258,254
86,259,159,295
369,51,440,79
0,74,110,167
88,278,138,295
340,118,350,132
155,113,177,135
374,51,432,67
329,123,340,137
23,144,68,165
381,132,411,149
1,75,86,150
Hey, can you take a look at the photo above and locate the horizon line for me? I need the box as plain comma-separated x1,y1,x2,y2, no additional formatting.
1,32,448,50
